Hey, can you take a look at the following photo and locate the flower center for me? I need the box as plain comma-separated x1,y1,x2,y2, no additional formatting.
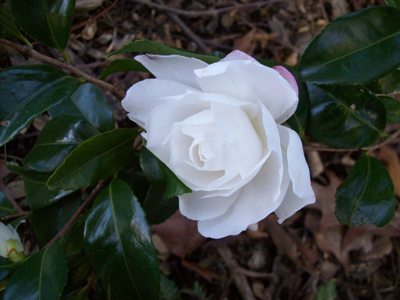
189,137,215,168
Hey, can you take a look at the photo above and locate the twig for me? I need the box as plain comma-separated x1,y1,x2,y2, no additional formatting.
303,128,400,152
0,38,126,99
0,182,23,213
44,180,107,248
218,245,256,300
0,153,23,161
71,0,119,32
1,211,29,221
155,0,210,54
134,0,285,18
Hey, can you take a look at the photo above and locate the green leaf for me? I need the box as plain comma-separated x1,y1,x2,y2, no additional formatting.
23,116,100,172
6,0,75,55
7,165,75,210
4,242,68,300
335,155,396,227
84,179,160,300
314,279,337,300
109,40,221,64
99,59,149,80
0,65,81,147
30,192,80,247
379,96,400,123
306,83,386,148
160,274,180,300
47,128,137,191
387,0,400,9
49,83,115,132
140,147,192,198
298,6,400,84
0,191,16,218
0,3,31,46
0,257,17,282
62,253,91,298
143,187,178,225
367,67,400,94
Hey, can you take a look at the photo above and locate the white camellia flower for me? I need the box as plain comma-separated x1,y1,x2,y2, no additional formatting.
0,222,25,262
122,50,315,239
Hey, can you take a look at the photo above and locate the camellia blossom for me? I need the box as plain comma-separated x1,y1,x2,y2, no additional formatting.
122,50,315,239
0,222,25,262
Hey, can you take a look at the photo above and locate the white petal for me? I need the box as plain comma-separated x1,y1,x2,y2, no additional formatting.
272,66,298,96
179,189,240,221
198,160,290,239
277,125,314,199
135,54,208,90
212,102,262,177
221,50,255,61
194,59,298,122
122,79,192,128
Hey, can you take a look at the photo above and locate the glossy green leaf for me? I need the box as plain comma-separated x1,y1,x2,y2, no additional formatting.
99,59,149,80
49,83,115,132
0,3,31,46
6,0,75,55
0,65,81,147
47,128,137,191
143,187,178,225
4,242,68,300
7,165,75,210
140,147,192,198
306,83,386,148
0,191,16,218
379,96,400,123
298,6,400,84
0,257,17,282
367,67,400,94
30,192,80,247
335,155,395,227
23,116,100,172
84,179,160,300
387,0,400,9
109,40,221,64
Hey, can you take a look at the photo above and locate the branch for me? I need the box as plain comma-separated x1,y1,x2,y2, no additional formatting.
134,0,284,18
44,180,107,248
303,128,400,152
0,38,126,99
1,211,29,222
0,181,23,213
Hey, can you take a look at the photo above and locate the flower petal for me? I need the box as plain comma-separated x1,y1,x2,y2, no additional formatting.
221,50,255,61
194,59,298,122
135,54,208,90
179,190,240,221
122,78,192,128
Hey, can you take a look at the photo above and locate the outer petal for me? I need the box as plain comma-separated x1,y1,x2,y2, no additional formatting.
179,190,240,221
193,59,298,122
135,54,208,90
121,78,192,128
221,50,255,61
198,159,290,239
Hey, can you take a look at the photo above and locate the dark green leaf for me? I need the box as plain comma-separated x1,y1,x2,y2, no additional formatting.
367,67,400,94
62,253,91,299
109,40,221,64
4,242,68,300
144,187,178,225
0,3,31,46
0,65,81,147
47,128,137,191
0,257,17,282
0,191,16,218
314,279,337,300
335,155,395,227
387,0,400,9
160,274,180,300
7,165,75,210
306,83,386,148
84,179,160,300
6,0,75,55
379,96,400,123
49,83,115,132
298,6,400,84
30,192,80,247
23,116,100,172
99,59,149,80
140,147,192,198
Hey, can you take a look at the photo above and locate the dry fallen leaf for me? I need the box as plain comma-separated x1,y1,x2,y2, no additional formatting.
233,28,256,56
75,0,104,10
378,146,400,197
